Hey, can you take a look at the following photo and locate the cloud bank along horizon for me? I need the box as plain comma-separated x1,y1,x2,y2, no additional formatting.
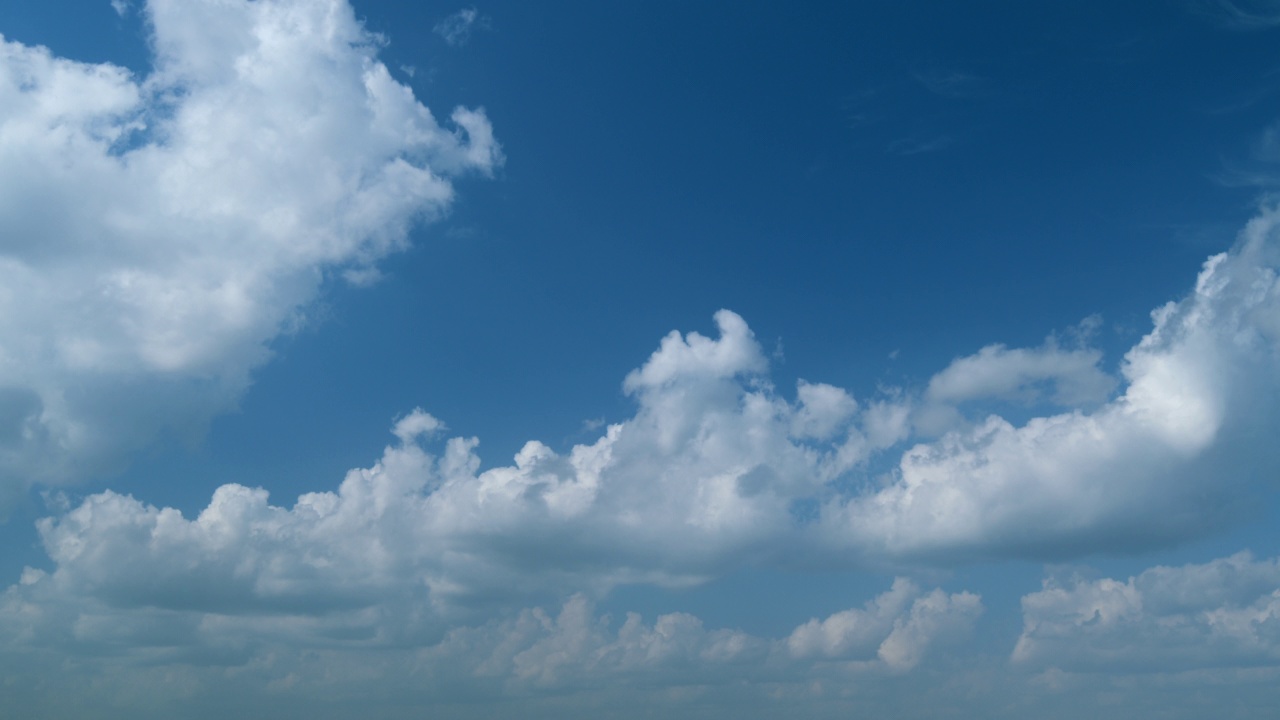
4,204,1280,712
3,0,1280,717
0,0,500,511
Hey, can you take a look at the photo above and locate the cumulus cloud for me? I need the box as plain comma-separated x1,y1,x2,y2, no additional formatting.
0,566,977,716
426,594,768,689
827,210,1280,560
925,338,1115,409
787,578,982,671
2,193,1280,715
0,0,500,511
431,584,978,689
913,331,1117,435
8,311,900,623
8,205,1280,623
1014,552,1280,671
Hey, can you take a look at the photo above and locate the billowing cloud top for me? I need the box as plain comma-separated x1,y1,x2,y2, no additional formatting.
830,213,1280,560
3,3,1280,716
0,0,500,508
10,207,1280,637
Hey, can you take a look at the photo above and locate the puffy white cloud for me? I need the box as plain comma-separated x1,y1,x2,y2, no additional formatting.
3,196,1280,715
826,211,1280,559
1014,552,1280,671
8,311,897,622
925,339,1115,409
786,578,982,671
790,380,859,441
9,205,1280,623
0,0,500,509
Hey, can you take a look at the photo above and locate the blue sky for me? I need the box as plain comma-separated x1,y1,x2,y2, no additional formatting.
3,0,1280,717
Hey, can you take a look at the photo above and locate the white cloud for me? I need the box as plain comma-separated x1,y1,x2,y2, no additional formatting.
827,211,1280,559
2,192,1280,713
913,332,1117,435
0,0,500,510
786,578,982,671
1196,0,1280,30
0,568,978,715
7,205,1280,623
434,7,488,47
428,594,768,688
913,69,990,99
925,339,1115,409
790,380,858,441
429,583,978,689
8,311,893,622
1014,552,1280,671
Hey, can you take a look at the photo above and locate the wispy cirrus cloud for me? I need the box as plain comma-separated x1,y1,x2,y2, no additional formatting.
886,135,953,156
1193,0,1280,29
913,69,992,99
434,7,489,47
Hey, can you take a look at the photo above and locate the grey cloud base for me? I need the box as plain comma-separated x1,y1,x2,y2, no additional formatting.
0,571,982,717
1015,552,1280,672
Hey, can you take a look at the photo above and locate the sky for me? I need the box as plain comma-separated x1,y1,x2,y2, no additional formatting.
2,0,1280,717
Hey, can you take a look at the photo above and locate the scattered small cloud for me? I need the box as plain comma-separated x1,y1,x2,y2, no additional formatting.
840,88,887,129
787,578,982,671
1208,165,1280,187
435,7,490,47
924,337,1116,410
887,135,953,156
913,69,991,99
1192,0,1280,30
445,224,479,240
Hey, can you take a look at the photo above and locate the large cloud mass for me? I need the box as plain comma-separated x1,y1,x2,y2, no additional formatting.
8,208,1280,625
0,564,980,717
0,0,500,509
4,2,1280,717
828,210,1280,560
